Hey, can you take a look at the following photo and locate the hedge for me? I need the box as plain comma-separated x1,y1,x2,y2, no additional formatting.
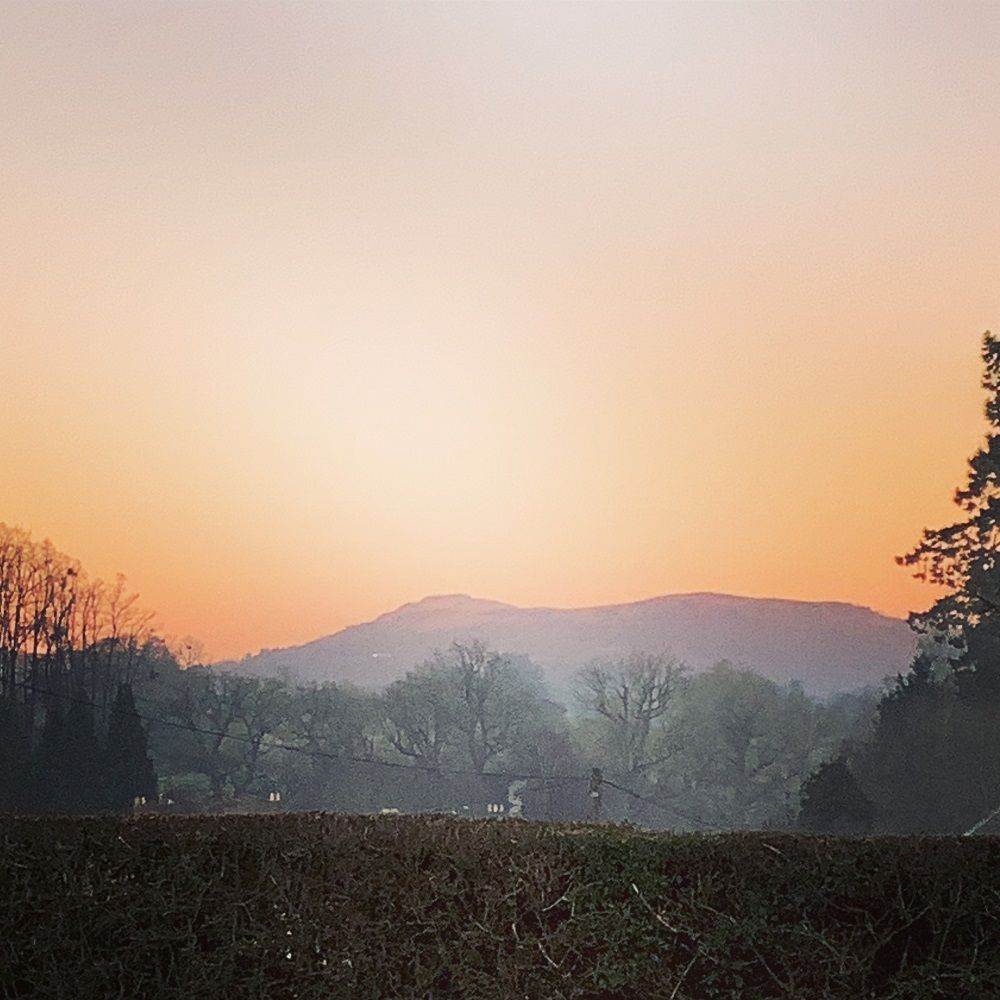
2,814,999,998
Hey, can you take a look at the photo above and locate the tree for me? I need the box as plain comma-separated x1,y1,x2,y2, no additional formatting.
61,695,105,813
864,332,1000,831
898,332,1000,698
30,703,66,813
845,636,1000,833
105,683,158,813
381,670,454,771
849,659,961,833
440,642,548,775
646,664,851,830
0,521,157,794
387,642,549,776
276,683,379,811
575,652,682,775
0,696,30,811
798,756,874,834
159,670,288,801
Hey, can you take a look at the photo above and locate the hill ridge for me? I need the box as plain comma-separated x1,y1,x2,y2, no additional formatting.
224,591,914,696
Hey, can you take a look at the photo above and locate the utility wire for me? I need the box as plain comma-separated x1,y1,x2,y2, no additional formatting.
13,680,588,786
601,777,728,831
14,680,691,809
602,778,682,817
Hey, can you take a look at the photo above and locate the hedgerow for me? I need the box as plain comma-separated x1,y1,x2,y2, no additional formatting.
1,814,998,998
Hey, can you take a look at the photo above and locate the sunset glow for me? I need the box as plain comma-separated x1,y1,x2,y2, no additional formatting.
3,2,998,658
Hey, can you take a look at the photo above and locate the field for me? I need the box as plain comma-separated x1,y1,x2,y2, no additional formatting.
2,814,998,999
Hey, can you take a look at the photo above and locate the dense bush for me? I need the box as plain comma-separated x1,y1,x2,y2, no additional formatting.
2,814,999,999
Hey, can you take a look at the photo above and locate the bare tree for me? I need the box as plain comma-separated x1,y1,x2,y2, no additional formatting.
161,669,288,800
0,524,154,732
442,641,546,774
381,671,453,770
576,652,683,774
378,642,548,775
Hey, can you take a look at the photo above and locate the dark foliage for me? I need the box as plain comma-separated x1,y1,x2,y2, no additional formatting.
105,684,158,813
2,814,1000,999
0,700,29,812
798,756,874,833
839,333,1000,833
0,684,157,815
898,331,1000,698
62,695,106,813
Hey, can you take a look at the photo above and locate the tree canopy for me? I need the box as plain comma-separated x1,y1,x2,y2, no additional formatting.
813,333,1000,834
899,332,1000,698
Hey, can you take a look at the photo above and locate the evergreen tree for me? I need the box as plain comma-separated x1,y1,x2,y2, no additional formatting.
851,663,960,833
898,332,1000,698
62,695,105,814
0,696,30,811
798,755,874,834
31,704,66,813
860,332,1000,832
105,683,157,813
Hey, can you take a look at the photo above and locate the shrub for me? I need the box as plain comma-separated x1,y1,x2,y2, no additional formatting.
1,814,998,999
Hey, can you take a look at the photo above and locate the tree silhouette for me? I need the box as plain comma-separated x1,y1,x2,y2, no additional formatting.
853,332,1000,831
31,704,66,813
798,756,874,833
899,332,1000,699
105,683,157,813
0,697,30,811
62,695,104,813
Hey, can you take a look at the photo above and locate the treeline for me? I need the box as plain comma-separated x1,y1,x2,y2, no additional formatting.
0,525,158,813
0,523,877,824
138,647,876,827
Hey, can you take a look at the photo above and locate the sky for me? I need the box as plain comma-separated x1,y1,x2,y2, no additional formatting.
2,1,999,659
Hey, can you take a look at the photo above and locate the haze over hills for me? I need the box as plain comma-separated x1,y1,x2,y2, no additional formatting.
224,592,916,697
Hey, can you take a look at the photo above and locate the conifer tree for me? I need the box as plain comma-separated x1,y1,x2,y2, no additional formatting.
899,332,1000,698
62,695,105,813
798,756,874,833
105,683,157,813
0,697,30,811
855,331,1000,832
31,704,66,813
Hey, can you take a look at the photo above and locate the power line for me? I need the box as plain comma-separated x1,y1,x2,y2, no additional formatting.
13,680,588,786
139,679,696,807
602,777,678,816
12,680,698,815
600,777,725,831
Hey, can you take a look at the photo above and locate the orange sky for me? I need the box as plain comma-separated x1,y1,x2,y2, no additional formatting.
2,2,998,659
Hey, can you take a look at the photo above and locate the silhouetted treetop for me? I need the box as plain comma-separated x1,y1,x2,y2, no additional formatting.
898,332,1000,696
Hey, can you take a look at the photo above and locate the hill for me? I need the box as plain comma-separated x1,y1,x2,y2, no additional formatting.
222,592,915,696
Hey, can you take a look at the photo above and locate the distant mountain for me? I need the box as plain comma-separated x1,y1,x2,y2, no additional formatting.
222,592,916,696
